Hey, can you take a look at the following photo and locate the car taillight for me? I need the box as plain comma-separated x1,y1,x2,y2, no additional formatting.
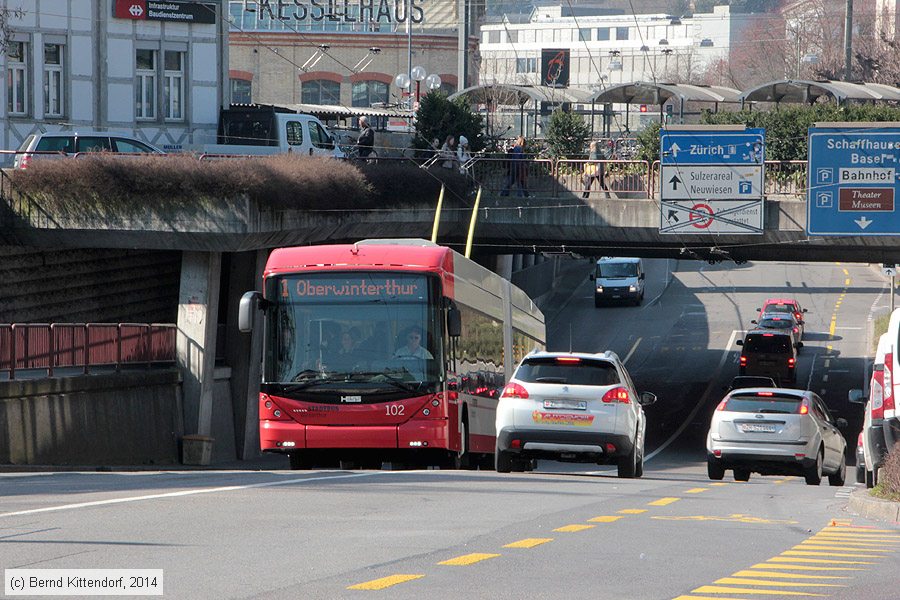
739,355,747,366
556,356,581,363
858,432,863,447
871,372,884,419
757,391,774,396
501,382,529,399
20,154,30,169
884,353,894,411
797,399,809,415
794,311,802,321
793,327,799,334
715,399,728,411
788,357,795,367
602,386,630,403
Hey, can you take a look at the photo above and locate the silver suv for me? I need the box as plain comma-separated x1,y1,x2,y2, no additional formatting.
13,131,164,169
495,350,656,478
706,388,847,485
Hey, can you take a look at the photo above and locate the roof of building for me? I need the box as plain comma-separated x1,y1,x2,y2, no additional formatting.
590,81,742,104
739,79,900,104
269,103,414,119
448,84,594,106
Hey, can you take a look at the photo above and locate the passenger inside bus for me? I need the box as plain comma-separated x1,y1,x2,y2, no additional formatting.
393,326,433,360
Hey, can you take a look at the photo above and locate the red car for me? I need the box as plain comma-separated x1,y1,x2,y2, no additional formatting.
757,298,807,337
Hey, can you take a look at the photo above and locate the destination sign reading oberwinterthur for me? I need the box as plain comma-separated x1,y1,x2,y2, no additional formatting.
281,275,427,302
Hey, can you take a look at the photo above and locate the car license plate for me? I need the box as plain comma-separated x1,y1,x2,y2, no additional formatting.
544,399,586,410
741,423,776,433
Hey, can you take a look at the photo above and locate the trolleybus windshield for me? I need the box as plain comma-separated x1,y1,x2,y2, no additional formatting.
264,272,442,396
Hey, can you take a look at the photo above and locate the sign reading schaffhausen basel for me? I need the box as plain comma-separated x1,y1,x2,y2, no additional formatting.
114,0,217,24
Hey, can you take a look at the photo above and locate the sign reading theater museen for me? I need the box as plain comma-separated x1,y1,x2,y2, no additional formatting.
251,0,425,24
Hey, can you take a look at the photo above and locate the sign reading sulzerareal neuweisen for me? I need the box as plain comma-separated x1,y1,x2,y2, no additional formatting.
807,123,900,236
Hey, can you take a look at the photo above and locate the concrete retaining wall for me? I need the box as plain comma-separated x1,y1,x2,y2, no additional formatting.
0,370,183,465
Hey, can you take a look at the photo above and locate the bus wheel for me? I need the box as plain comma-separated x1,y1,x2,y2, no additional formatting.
289,452,313,470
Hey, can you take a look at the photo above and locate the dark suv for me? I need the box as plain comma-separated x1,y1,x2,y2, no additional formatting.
736,331,801,386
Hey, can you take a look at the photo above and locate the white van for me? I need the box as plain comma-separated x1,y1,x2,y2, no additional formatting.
200,108,344,158
850,332,890,487
882,309,900,457
590,257,645,306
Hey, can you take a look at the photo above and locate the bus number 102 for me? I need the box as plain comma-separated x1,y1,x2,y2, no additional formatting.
386,404,405,416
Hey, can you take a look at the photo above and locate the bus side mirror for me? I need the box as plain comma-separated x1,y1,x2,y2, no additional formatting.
447,306,462,338
735,339,744,346
239,291,265,333
848,389,867,404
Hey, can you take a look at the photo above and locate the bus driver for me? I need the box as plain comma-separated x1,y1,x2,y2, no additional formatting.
393,326,433,360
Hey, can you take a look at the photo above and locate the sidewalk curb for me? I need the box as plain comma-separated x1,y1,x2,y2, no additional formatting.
847,488,900,523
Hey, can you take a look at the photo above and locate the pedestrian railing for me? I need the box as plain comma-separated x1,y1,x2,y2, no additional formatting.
0,322,176,380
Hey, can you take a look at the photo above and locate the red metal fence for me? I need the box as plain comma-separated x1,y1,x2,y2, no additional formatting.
0,323,176,380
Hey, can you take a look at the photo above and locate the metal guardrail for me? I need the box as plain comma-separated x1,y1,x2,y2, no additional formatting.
0,323,176,380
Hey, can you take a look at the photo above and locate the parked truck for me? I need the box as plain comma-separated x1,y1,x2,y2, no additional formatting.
198,105,345,158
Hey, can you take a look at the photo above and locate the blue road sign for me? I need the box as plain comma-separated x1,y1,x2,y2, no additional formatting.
660,129,765,165
807,126,900,236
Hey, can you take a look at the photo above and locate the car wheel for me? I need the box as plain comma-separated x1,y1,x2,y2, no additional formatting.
805,450,823,486
733,468,751,482
855,462,865,484
635,447,644,478
828,453,846,487
707,457,725,480
617,443,638,478
495,447,513,473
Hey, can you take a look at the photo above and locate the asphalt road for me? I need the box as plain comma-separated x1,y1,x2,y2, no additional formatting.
1,259,897,600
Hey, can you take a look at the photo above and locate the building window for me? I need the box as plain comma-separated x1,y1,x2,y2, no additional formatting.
7,41,28,116
301,80,341,105
596,27,610,41
487,30,500,44
352,81,388,107
616,27,629,40
43,43,64,117
507,30,518,43
135,49,156,119
579,28,591,42
516,57,537,73
164,51,184,120
231,79,251,104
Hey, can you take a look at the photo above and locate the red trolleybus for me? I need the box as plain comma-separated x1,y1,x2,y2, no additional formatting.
239,239,546,469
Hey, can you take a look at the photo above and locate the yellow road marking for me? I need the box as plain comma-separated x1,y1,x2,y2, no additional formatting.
844,278,850,286
503,538,552,549
715,577,844,588
618,509,647,514
685,488,708,494
347,574,425,590
648,497,680,506
709,482,729,486
753,563,864,571
438,553,500,566
823,526,898,533
553,524,594,532
783,550,884,558
842,268,849,275
588,516,623,523
692,585,825,596
798,544,893,553
767,556,875,565
817,531,900,538
674,597,760,600
807,538,898,547
732,570,849,580
829,318,836,337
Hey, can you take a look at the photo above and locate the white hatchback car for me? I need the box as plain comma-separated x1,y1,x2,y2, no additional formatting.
495,350,656,478
706,388,847,485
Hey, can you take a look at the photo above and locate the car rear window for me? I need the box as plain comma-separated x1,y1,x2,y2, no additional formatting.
34,136,74,153
743,334,792,353
763,304,794,315
516,358,620,386
16,135,35,152
725,393,803,413
757,318,792,330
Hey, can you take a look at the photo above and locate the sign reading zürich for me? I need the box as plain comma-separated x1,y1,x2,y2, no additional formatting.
807,124,900,236
659,127,765,235
114,0,217,24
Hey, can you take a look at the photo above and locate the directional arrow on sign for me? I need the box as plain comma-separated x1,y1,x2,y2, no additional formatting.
669,174,682,191
667,210,679,223
669,142,681,158
129,3,143,17
855,216,873,229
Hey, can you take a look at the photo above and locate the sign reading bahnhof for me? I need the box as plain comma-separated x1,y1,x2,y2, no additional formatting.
807,124,900,236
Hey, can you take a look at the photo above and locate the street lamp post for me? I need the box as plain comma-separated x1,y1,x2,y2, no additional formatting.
395,68,441,113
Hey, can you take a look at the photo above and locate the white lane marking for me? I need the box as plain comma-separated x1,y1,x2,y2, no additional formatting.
623,338,642,365
834,327,862,330
0,471,383,518
644,329,741,462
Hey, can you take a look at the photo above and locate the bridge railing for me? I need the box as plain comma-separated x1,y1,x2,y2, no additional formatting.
556,159,652,199
0,323,176,380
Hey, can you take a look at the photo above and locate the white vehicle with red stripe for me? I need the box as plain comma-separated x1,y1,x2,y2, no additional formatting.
850,332,891,488
495,351,656,478
239,239,546,470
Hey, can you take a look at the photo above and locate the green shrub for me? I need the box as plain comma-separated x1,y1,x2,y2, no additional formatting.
873,443,900,501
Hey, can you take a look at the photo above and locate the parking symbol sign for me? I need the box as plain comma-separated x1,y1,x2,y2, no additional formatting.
816,191,833,208
738,180,752,194
816,167,833,184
